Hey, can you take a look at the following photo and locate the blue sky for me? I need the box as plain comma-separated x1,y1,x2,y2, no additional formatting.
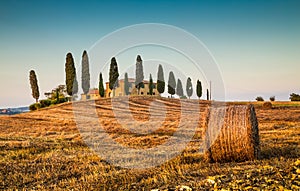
0,0,300,107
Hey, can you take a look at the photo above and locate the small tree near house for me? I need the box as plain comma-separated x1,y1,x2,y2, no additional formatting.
149,74,154,95
99,72,105,97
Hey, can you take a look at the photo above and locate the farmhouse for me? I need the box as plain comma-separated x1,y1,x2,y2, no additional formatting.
81,89,100,100
105,78,159,98
81,78,159,100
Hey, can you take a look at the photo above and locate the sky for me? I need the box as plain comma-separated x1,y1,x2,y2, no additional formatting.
0,0,299,108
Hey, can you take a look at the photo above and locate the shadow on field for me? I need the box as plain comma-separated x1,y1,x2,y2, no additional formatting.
260,145,299,159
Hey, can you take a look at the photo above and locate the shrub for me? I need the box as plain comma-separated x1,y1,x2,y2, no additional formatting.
51,100,57,105
40,99,52,108
29,103,41,111
255,96,264,101
269,96,275,102
290,93,300,101
58,97,68,104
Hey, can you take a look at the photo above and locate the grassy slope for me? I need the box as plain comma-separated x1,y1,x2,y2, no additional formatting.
0,98,299,190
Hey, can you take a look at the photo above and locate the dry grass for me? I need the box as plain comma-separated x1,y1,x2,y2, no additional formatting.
0,97,299,190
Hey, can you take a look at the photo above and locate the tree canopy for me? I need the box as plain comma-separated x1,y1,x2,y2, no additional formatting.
124,72,130,95
196,80,202,99
157,64,165,94
135,55,144,94
65,52,78,96
168,71,176,97
29,70,40,103
149,74,154,95
186,77,193,99
99,72,105,97
176,78,184,97
109,57,119,91
81,50,90,95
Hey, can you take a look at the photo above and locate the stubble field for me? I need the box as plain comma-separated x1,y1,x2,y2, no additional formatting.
0,97,299,190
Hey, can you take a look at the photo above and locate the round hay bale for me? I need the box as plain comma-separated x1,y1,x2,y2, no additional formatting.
203,104,260,163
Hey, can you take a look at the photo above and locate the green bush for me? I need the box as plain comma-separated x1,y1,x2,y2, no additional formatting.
40,99,52,108
180,95,187,99
58,97,68,104
29,103,41,111
51,100,57,105
290,93,300,101
256,96,264,101
269,96,275,102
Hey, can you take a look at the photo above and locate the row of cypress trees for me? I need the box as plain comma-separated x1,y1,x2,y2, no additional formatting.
108,55,208,99
30,52,209,103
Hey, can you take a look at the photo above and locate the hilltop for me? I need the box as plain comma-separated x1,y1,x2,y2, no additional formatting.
0,97,299,190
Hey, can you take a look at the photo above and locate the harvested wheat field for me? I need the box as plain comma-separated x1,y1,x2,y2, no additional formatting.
0,97,299,190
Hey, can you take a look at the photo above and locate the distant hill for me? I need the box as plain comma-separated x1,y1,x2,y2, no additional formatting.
0,106,29,115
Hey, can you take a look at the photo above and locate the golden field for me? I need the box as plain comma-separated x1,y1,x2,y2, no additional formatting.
0,97,299,190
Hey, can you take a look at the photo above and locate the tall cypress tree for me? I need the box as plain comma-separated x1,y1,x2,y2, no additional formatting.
196,80,202,99
135,55,144,95
65,52,78,96
176,78,184,98
186,77,193,99
149,74,154,95
29,70,40,103
81,50,90,95
157,64,165,94
124,72,130,95
99,72,105,97
109,57,119,96
168,71,176,98
73,77,78,98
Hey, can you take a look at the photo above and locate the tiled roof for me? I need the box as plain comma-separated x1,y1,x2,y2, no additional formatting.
106,78,154,84
89,89,99,94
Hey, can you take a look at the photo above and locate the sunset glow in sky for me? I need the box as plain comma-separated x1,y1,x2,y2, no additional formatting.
0,0,299,107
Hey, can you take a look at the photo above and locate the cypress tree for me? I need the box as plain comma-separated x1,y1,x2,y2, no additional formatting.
157,64,165,94
186,77,193,99
124,72,130,95
149,74,154,95
168,71,176,98
109,57,119,96
176,78,184,98
29,70,40,103
56,88,59,103
81,50,90,95
65,53,78,96
99,72,105,97
135,55,144,95
207,89,209,100
196,80,202,99
73,76,78,96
